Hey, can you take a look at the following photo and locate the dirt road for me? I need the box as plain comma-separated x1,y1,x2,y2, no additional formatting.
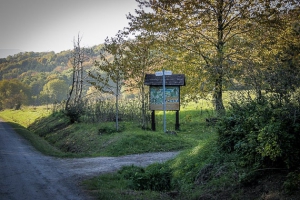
0,119,179,200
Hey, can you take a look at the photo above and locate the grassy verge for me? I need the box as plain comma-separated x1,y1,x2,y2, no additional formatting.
0,104,215,158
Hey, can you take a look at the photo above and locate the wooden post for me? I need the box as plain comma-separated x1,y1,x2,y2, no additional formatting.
175,110,180,130
151,110,156,131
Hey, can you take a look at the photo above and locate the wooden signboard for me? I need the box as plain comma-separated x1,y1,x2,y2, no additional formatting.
144,73,185,131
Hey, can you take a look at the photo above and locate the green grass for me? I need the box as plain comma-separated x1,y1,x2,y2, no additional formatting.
82,173,174,200
0,106,51,127
0,101,216,158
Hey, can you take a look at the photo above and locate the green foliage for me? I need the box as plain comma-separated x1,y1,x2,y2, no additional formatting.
0,79,31,110
64,104,84,123
119,163,172,191
0,45,104,106
283,170,300,193
40,78,68,103
217,97,300,170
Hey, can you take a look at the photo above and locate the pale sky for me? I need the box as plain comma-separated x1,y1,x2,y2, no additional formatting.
0,0,139,57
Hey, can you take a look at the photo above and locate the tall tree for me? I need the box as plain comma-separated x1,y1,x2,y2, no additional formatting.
65,34,87,123
122,32,162,129
88,33,127,131
128,0,299,115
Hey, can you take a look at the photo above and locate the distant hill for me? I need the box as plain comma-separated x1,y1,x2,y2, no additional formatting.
0,44,104,81
0,44,104,106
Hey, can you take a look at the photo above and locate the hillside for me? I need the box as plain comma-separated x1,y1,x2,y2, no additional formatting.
0,44,104,81
0,44,104,108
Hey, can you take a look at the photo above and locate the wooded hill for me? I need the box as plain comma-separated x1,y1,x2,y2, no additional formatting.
0,44,104,109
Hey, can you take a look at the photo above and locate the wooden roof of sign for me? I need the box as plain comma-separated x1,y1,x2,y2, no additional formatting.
144,74,185,86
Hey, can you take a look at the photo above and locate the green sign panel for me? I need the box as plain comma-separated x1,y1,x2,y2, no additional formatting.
149,86,180,110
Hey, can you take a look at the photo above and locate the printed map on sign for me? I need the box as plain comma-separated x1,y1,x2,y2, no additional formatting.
149,86,180,110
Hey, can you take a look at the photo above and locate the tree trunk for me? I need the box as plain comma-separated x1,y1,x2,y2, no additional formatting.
214,0,226,116
141,84,146,129
115,79,120,131
213,74,225,116
65,58,76,111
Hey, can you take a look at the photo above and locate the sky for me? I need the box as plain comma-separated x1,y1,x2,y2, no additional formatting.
0,0,139,58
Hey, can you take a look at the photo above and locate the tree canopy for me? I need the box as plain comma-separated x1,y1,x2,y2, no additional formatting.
126,0,299,114
0,79,30,110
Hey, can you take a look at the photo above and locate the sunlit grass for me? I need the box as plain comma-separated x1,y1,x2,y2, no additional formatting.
0,106,51,127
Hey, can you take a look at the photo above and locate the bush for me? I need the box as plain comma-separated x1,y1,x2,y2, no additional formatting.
283,170,300,193
119,163,172,191
64,106,83,123
217,97,300,170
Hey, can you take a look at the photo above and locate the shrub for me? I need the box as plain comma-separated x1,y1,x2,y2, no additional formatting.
283,170,300,193
119,163,172,191
217,97,300,170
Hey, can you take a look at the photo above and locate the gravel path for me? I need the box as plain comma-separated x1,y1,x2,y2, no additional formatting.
0,119,179,200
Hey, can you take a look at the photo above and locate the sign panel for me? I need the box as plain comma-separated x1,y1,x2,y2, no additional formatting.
149,86,180,110
155,70,172,76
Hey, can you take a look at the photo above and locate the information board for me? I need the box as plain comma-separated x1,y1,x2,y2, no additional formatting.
149,86,180,110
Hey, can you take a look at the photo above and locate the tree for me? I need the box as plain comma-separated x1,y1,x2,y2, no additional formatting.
65,34,87,123
239,2,300,103
40,79,69,103
121,32,162,129
0,79,30,110
128,0,299,115
88,33,127,131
